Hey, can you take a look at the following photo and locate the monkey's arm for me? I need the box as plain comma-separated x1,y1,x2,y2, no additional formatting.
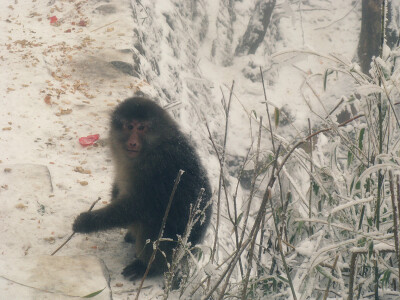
111,183,119,199
73,200,135,233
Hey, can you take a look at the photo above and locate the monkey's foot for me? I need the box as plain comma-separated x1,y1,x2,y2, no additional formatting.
122,259,147,281
124,232,135,243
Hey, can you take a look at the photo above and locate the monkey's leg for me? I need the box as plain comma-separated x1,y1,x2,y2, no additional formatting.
124,224,136,243
122,246,173,280
122,225,174,280
122,223,151,280
73,200,135,233
121,259,148,280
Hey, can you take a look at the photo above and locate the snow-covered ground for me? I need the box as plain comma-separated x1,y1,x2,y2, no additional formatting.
0,0,362,298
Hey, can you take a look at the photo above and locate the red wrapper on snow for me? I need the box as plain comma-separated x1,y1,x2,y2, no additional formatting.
79,134,100,146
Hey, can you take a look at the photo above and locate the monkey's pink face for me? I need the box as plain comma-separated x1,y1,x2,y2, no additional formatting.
122,120,150,158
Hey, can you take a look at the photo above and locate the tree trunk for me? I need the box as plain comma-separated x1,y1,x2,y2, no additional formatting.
386,0,400,49
357,0,382,73
235,0,276,56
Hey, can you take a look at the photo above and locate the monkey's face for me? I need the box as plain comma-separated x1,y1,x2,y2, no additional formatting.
121,120,150,158
110,97,176,161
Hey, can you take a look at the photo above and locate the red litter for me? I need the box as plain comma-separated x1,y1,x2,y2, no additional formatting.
49,16,58,24
79,134,100,146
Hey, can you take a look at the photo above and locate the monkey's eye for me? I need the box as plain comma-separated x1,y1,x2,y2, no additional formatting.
137,124,146,131
123,123,134,130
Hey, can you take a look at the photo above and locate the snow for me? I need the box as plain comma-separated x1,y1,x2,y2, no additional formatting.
0,0,374,298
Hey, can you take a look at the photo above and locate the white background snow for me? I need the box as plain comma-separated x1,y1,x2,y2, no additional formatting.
0,0,363,299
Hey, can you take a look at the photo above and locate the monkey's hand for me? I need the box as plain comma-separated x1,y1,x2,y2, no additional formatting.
73,212,97,233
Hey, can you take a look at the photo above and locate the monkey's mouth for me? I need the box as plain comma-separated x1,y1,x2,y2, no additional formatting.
126,149,140,157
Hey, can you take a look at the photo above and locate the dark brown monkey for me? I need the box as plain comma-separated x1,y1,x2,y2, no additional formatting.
73,97,212,280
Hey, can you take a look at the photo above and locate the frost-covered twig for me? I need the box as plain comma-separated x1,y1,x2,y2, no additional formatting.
323,254,339,300
260,65,288,257
374,59,400,128
204,117,244,274
314,0,360,30
308,118,314,236
240,117,263,298
330,196,374,214
243,143,298,299
239,117,263,242
397,175,400,263
232,145,252,278
306,113,365,141
202,237,252,300
389,171,400,282
163,188,207,299
272,49,343,65
204,146,281,300
211,81,234,264
347,251,358,300
326,97,344,118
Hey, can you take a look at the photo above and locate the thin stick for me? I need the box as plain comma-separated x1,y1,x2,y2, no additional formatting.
51,197,101,256
308,118,313,236
306,114,365,141
90,20,118,32
204,147,281,300
211,81,234,263
390,172,400,283
135,170,184,300
240,117,263,298
239,117,263,246
326,97,344,118
232,146,252,278
374,59,400,128
314,0,360,30
203,238,252,300
323,254,339,300
260,66,286,245
241,145,297,300
207,144,302,300
204,119,238,232
347,252,358,300
163,188,206,299
260,67,275,152
264,147,297,300
397,175,400,258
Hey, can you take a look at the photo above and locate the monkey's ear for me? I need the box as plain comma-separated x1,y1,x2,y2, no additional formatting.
111,115,124,130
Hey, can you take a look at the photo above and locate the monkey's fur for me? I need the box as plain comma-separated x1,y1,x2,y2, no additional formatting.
73,97,212,279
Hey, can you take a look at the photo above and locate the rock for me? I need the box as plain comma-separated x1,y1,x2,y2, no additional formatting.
110,61,138,77
0,164,53,194
94,4,117,15
0,255,111,299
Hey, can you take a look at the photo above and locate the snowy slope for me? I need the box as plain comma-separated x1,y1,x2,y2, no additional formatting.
0,0,362,299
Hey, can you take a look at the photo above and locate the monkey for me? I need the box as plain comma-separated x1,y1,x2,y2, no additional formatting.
72,97,212,280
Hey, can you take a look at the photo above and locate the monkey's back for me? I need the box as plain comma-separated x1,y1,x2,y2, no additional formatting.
130,132,212,245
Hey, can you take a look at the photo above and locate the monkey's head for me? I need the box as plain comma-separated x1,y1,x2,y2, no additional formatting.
110,97,178,160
